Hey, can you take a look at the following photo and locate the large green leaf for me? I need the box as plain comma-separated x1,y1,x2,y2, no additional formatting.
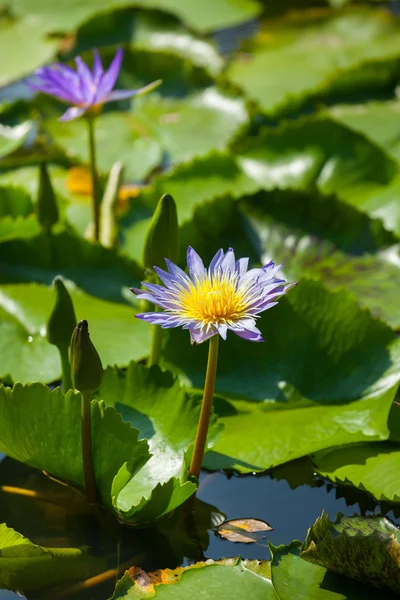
0,383,150,512
45,113,162,183
329,101,400,165
0,281,151,383
0,216,40,242
241,199,400,327
313,442,400,502
270,540,386,599
112,558,275,599
236,116,397,199
0,229,144,302
0,186,33,219
301,512,400,594
10,0,262,34
98,362,217,522
0,15,59,86
0,523,105,592
0,122,33,157
227,9,400,116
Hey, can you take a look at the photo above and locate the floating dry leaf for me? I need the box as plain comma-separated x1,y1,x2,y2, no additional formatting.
216,518,273,543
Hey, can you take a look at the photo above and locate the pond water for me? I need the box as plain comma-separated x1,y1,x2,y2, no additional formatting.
1,451,398,599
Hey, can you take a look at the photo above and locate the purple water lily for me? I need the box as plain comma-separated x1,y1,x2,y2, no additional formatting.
30,48,161,122
132,247,295,344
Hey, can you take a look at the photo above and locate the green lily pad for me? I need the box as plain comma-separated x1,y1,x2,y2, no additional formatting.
313,442,400,502
45,113,162,183
0,186,33,219
112,558,275,599
236,116,396,200
0,229,144,302
0,281,151,383
10,0,262,34
0,523,105,592
241,199,400,327
0,15,59,86
0,383,150,513
98,362,218,522
0,122,33,157
0,216,40,242
270,540,385,599
227,9,400,116
301,512,400,594
329,101,400,165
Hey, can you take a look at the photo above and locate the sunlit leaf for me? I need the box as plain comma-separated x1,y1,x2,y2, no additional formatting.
217,518,273,543
313,442,400,502
111,558,275,599
227,9,400,116
0,281,151,383
301,512,400,593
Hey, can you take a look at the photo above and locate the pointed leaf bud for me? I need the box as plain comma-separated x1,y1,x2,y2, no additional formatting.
37,162,59,231
142,194,179,269
47,276,77,350
70,320,103,393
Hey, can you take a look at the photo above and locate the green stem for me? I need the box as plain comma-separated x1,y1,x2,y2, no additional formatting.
190,335,219,478
148,308,163,367
59,345,72,391
81,392,98,504
86,117,101,242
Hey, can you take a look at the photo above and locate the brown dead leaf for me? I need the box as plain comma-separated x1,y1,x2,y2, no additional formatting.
216,518,273,543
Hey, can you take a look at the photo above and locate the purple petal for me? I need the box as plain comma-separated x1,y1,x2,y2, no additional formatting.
216,323,228,340
75,56,95,103
235,257,249,276
59,106,87,121
105,79,162,103
232,326,264,343
95,48,123,103
187,247,206,281
136,312,183,328
189,327,217,345
219,248,235,273
92,50,104,84
209,249,224,274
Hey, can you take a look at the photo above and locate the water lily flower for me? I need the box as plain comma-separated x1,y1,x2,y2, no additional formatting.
132,247,295,345
30,48,161,122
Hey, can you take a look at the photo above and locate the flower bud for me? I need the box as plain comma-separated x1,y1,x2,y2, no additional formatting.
70,320,103,393
142,194,179,269
47,276,77,350
37,162,59,231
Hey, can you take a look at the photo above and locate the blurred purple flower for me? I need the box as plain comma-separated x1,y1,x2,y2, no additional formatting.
132,247,296,345
30,48,161,122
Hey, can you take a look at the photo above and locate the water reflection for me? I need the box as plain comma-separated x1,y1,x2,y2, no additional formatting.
0,454,398,599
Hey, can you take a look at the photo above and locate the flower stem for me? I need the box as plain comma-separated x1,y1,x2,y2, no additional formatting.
148,307,163,367
190,334,219,478
59,345,72,391
81,391,98,504
86,117,101,242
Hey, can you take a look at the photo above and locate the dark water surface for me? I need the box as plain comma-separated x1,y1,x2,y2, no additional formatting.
0,451,398,599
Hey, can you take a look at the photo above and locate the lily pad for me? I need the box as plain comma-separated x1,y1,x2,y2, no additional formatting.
0,186,33,219
301,512,400,594
0,122,33,157
112,558,275,599
0,15,59,86
313,442,400,502
270,540,385,599
329,101,400,165
10,0,262,34
0,523,105,592
0,281,151,383
98,362,218,522
0,383,150,513
227,9,400,116
0,216,40,242
0,229,144,302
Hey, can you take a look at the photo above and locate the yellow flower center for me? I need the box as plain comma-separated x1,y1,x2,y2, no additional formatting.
177,273,248,324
